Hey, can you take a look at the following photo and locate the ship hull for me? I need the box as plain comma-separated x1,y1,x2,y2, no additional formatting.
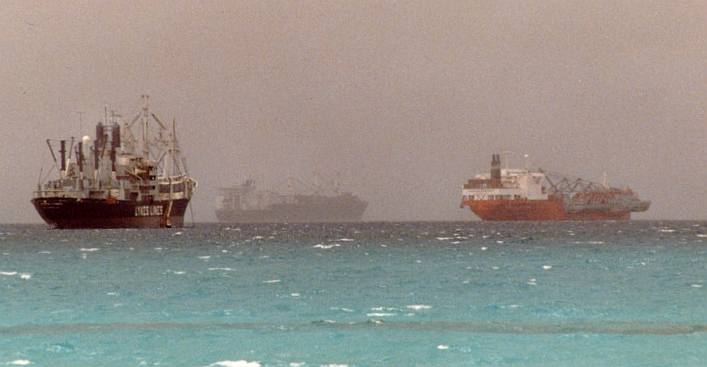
31,197,190,229
464,198,632,221
215,202,367,223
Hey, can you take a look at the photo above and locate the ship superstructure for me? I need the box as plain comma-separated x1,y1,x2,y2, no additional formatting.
32,95,197,228
460,154,650,221
215,179,367,223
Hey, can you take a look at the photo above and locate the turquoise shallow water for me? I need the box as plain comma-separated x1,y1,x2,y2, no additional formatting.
0,221,706,366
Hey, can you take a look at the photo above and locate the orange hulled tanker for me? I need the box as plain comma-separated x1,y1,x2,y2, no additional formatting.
460,154,650,221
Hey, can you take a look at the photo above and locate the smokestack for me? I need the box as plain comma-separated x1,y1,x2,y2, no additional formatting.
490,153,501,181
93,145,99,171
110,147,116,172
77,142,84,172
110,124,120,172
111,123,121,149
59,140,66,172
95,122,104,151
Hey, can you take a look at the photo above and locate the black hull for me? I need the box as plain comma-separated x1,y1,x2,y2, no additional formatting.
32,197,190,229
215,202,367,224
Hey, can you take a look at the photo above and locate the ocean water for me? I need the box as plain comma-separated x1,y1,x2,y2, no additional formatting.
0,221,706,367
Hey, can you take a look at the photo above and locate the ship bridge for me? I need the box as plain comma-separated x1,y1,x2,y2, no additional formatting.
462,155,549,202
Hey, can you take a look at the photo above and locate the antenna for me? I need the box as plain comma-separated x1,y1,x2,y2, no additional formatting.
172,118,177,177
142,94,150,159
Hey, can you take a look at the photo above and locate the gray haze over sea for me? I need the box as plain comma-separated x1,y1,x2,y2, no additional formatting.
1,221,706,366
1,1,706,223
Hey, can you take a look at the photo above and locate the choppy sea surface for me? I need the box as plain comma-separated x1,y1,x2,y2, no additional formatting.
1,221,706,366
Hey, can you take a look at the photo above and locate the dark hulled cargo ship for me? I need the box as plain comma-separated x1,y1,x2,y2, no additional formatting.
460,154,650,221
215,179,367,223
32,95,197,229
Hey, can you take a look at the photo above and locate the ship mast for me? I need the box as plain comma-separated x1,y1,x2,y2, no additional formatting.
141,94,150,159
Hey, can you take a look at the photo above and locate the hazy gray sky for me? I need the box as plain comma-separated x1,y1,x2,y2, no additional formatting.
1,1,705,223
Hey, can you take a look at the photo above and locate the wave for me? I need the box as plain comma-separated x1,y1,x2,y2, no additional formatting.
2,320,706,336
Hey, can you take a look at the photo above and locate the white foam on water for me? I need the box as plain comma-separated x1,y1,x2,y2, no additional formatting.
406,304,432,311
172,231,183,236
437,345,449,350
366,312,396,317
371,306,399,311
436,237,452,241
19,273,31,280
208,267,235,271
691,284,703,288
290,293,301,297
481,247,488,251
331,307,354,313
0,271,17,276
8,360,32,366
659,228,676,233
491,266,500,270
38,251,51,254
289,363,305,367
320,364,348,367
527,278,537,286
207,361,260,367
172,271,186,275
81,253,88,259
496,240,504,244
198,256,211,260
106,292,118,296
696,234,707,238
253,236,264,240
543,265,552,270
338,238,354,242
80,248,99,252
263,279,281,284
313,244,340,249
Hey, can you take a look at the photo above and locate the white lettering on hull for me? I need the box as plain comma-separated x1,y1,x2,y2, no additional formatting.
134,205,163,217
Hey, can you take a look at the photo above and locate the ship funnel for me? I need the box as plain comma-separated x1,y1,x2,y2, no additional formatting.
77,142,84,172
95,122,104,151
490,153,501,180
111,123,121,149
59,140,67,172
110,123,120,172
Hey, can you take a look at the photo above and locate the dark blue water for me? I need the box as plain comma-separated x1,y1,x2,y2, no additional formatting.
1,221,706,366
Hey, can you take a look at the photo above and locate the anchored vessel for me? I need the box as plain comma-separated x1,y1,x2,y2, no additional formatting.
461,154,650,221
32,95,197,228
215,179,367,223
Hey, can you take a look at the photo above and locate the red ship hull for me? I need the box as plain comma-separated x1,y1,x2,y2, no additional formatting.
463,198,631,221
